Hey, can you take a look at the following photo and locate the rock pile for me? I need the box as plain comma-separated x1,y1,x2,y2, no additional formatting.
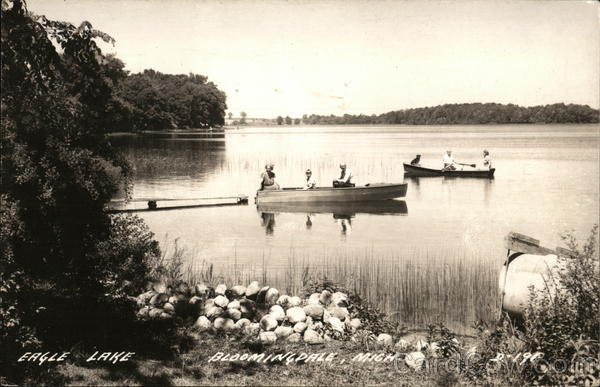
135,281,366,345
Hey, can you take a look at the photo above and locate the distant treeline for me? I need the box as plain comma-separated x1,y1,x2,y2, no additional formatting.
301,103,599,125
105,58,227,132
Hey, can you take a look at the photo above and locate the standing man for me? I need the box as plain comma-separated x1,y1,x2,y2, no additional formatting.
442,150,457,170
303,169,317,190
259,163,280,190
333,164,355,187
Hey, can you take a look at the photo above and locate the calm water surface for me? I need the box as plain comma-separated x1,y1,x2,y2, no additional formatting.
111,124,599,333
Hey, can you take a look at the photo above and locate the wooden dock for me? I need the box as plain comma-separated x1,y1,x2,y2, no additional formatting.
107,195,248,214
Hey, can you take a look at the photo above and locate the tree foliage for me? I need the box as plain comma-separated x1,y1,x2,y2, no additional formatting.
1,0,160,381
116,69,227,131
302,103,599,125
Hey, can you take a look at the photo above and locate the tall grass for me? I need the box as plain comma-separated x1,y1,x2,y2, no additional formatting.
161,242,498,334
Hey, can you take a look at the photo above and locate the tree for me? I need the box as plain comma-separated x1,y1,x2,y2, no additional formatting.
294,118,301,125
228,112,233,120
240,111,247,125
285,116,292,125
276,116,283,125
1,1,159,380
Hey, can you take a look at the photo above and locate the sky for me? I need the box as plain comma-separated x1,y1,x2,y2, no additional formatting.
28,0,600,118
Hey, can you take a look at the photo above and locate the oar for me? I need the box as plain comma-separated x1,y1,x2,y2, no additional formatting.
457,163,476,168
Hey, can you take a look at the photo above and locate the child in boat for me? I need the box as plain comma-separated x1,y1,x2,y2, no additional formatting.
303,169,317,190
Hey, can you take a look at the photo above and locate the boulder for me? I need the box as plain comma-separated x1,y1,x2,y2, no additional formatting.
405,351,426,370
330,307,349,320
213,317,226,329
227,300,240,310
227,308,242,321
319,290,332,306
288,296,302,307
286,307,306,323
303,304,324,320
265,288,280,305
239,299,257,319
177,282,190,295
307,293,321,305
223,318,236,331
293,322,308,333
168,296,179,305
305,316,313,326
230,285,246,298
328,317,345,333
214,295,229,308
312,322,324,330
287,333,302,343
331,292,348,307
303,329,324,344
269,305,286,321
274,326,294,339
160,312,172,319
276,295,290,306
349,318,361,330
148,308,162,318
194,316,212,332
259,331,277,345
260,315,278,331
205,306,224,319
377,333,394,347
195,283,209,296
163,302,175,314
256,286,270,304
152,281,167,294
188,296,202,305
235,318,251,330
137,307,150,318
322,309,331,323
215,283,227,295
243,323,260,337
245,281,261,299
204,298,215,308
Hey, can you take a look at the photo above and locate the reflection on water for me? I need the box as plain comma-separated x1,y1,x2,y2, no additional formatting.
111,124,599,333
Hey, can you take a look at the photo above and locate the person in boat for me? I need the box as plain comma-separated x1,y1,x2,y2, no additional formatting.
302,169,317,190
483,149,492,169
410,154,421,166
259,163,280,190
442,150,457,171
333,163,355,188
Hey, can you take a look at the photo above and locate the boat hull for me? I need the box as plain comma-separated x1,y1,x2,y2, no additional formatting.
255,183,408,204
403,163,495,178
257,199,408,215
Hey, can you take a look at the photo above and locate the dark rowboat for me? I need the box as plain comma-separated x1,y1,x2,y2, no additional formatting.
403,163,495,178
255,183,407,204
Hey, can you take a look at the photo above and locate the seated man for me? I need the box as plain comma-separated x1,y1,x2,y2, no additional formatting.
302,169,316,190
410,154,421,166
482,149,492,169
333,163,355,188
259,163,280,190
442,150,457,171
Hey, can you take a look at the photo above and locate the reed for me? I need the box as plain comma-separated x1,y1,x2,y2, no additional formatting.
160,242,499,334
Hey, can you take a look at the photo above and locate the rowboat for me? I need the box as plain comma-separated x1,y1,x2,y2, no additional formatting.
255,183,408,204
403,163,495,178
257,199,408,216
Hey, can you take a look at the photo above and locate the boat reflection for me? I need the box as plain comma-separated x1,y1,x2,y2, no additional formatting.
257,200,408,235
257,200,408,216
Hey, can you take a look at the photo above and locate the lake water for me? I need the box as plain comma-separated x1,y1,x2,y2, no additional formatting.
111,124,599,333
